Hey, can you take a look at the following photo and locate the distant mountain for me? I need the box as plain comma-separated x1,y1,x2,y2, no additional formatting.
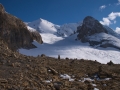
27,18,58,34
77,16,120,50
0,4,43,50
27,18,82,37
77,16,108,40
57,22,82,37
26,16,120,50
19,16,120,64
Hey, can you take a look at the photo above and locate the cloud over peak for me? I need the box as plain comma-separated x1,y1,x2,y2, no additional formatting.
108,12,120,20
100,12,120,26
100,18,111,26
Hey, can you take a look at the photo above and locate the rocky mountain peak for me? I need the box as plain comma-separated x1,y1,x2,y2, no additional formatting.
77,16,108,41
83,16,96,23
77,16,120,50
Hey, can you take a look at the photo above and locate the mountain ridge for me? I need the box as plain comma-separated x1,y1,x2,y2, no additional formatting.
19,16,120,64
27,18,81,37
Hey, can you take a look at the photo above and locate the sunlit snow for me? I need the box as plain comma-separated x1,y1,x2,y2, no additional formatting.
19,19,120,64
19,33,120,64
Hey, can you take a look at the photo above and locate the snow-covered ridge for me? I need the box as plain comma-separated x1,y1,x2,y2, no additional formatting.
103,25,120,38
27,26,36,32
26,18,82,37
57,22,81,37
87,33,120,48
26,18,82,44
27,18,58,33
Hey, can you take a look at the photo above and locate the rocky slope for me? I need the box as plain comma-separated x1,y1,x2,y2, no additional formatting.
0,4,43,50
0,36,120,90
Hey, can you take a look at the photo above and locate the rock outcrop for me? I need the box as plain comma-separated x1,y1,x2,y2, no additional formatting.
30,31,43,44
0,4,43,50
77,16,108,42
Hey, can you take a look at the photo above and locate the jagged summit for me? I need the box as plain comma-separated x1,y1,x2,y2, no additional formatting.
28,18,58,33
77,16,108,40
77,16,120,50
27,18,81,38
39,18,49,22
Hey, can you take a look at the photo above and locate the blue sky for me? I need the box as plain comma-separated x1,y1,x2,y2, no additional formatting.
0,0,120,31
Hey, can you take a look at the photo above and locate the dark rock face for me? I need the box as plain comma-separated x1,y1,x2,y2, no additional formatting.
77,16,108,41
30,31,43,44
0,4,43,50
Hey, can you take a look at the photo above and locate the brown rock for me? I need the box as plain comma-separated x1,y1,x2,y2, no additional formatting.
30,31,43,44
0,79,8,83
47,67,58,75
41,54,46,57
0,4,43,50
107,61,114,66
23,81,29,87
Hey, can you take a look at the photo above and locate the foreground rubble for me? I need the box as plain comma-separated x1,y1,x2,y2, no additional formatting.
0,39,120,90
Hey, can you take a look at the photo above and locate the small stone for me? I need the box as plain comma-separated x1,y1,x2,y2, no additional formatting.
23,81,29,86
41,54,46,57
47,67,58,75
0,79,8,83
107,60,114,65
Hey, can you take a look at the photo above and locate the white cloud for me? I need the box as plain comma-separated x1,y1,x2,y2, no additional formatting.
117,0,120,5
115,27,120,34
107,0,120,6
100,18,111,26
100,12,120,26
108,12,120,20
99,5,106,10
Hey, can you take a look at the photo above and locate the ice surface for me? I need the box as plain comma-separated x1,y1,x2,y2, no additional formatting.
19,33,120,64
88,33,120,48
20,19,120,64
